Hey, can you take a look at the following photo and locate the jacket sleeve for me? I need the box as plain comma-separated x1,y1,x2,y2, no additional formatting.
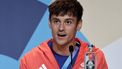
96,49,108,69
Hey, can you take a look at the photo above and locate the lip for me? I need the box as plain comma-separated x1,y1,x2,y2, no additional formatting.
57,34,67,39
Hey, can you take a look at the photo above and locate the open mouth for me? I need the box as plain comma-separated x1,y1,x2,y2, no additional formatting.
57,34,67,37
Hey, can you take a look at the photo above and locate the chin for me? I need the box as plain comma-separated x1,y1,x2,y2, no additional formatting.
57,41,67,46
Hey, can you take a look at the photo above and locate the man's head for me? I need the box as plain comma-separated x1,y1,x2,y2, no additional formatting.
48,0,83,46
48,0,83,22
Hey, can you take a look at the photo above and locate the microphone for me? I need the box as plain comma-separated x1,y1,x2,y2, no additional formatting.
69,45,74,67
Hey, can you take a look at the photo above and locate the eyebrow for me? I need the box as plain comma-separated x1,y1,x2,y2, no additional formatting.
65,18,74,21
51,18,59,21
51,17,74,21
64,18,75,23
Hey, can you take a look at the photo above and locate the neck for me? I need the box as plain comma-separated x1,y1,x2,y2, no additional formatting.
52,40,76,56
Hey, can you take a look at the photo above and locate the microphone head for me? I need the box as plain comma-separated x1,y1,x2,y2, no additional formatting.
69,45,74,53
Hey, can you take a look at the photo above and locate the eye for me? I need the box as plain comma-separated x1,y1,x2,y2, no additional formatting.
65,20,73,25
51,20,60,25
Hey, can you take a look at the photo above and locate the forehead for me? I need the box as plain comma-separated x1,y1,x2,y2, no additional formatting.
51,14,77,20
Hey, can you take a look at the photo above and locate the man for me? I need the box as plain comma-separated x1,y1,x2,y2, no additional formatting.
20,0,108,69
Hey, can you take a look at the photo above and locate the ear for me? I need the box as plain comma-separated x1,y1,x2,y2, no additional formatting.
77,19,82,31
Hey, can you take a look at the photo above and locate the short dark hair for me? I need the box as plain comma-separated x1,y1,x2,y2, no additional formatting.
48,0,83,22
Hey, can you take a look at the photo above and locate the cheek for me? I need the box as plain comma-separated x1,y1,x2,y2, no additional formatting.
51,26,58,35
67,27,77,36
67,25,77,32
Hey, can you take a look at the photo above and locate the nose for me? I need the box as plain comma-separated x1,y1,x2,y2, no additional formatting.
59,23,64,32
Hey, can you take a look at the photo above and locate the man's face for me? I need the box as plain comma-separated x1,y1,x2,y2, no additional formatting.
49,15,82,46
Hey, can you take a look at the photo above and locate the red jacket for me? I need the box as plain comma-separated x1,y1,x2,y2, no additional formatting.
20,38,108,69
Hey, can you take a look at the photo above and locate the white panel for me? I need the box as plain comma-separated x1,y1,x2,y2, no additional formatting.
102,37,122,69
78,0,122,48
